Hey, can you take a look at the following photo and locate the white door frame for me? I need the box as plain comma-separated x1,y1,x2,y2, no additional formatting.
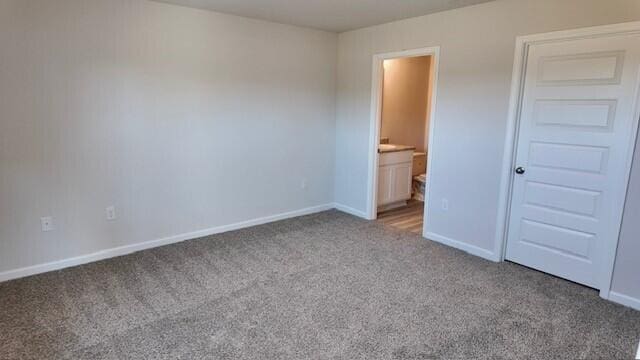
495,21,640,299
366,46,441,235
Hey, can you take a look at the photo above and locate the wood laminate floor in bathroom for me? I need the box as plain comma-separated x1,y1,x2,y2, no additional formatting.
377,200,424,234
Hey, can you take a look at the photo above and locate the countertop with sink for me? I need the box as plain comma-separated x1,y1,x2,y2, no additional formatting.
378,144,416,153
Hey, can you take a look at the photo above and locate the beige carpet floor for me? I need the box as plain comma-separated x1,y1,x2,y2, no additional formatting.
1,210,639,359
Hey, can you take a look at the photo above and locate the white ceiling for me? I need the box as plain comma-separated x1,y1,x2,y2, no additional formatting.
152,0,496,33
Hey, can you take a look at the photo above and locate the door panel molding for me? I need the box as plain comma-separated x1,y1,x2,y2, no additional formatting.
536,50,625,86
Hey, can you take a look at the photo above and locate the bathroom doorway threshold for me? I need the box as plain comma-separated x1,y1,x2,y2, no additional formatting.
377,200,424,235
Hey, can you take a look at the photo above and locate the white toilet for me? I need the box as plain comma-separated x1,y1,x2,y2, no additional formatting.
412,152,427,201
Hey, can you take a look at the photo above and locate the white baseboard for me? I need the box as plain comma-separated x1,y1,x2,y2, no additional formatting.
333,203,369,219
0,203,334,283
425,232,498,262
609,291,640,311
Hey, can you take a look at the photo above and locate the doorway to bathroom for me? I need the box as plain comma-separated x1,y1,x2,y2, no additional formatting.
366,47,439,237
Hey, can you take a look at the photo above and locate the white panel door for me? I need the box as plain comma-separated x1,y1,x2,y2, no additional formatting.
505,33,640,289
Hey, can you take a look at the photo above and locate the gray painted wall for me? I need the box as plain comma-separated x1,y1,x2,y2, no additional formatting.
613,134,640,301
0,0,337,275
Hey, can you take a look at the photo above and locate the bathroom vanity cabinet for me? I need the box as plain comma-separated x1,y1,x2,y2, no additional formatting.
378,148,414,210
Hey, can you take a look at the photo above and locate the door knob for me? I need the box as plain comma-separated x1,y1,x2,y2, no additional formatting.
515,167,525,175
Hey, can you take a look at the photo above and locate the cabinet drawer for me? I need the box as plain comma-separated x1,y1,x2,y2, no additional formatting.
379,150,413,166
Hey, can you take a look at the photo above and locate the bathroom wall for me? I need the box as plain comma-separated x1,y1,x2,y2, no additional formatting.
380,56,432,152
0,0,337,278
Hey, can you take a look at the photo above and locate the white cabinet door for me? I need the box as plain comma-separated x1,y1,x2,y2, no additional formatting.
392,163,412,203
378,165,394,205
378,161,413,206
505,33,640,289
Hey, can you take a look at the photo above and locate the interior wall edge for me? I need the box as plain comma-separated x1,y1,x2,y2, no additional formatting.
333,203,370,219
608,291,640,311
425,231,498,262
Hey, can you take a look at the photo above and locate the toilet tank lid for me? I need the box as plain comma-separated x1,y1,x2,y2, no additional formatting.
414,173,427,182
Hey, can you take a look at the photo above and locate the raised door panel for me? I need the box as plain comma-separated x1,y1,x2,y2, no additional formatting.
378,166,394,206
391,163,412,203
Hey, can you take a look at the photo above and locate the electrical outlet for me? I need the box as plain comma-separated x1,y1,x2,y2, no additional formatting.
41,217,54,232
441,199,449,212
106,206,116,221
